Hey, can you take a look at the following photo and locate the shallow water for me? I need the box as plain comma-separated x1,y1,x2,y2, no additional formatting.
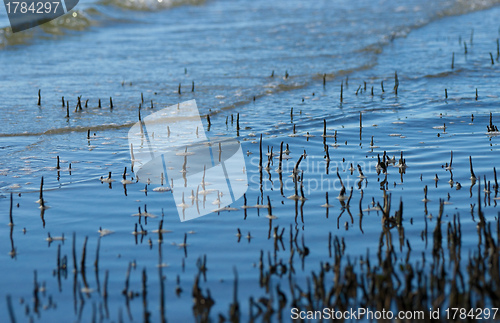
1,0,500,322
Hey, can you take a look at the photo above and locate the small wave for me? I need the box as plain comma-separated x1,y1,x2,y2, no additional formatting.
0,123,135,138
0,25,36,48
40,9,96,33
438,0,500,17
0,0,205,48
98,0,205,11
0,7,100,48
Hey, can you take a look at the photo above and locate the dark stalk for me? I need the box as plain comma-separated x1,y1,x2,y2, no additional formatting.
340,82,343,103
470,156,476,179
39,176,44,203
9,193,13,226
394,71,399,96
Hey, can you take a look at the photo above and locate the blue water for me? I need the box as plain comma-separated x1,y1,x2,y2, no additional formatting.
1,0,500,321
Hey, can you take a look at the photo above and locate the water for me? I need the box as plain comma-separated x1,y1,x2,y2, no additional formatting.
1,0,500,321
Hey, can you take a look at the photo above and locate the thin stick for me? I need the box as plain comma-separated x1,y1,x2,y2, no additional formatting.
497,39,499,60
293,155,304,175
394,71,399,96
9,193,13,226
470,156,476,179
451,52,454,69
109,97,113,109
38,89,41,106
494,167,498,190
340,82,343,103
39,176,44,203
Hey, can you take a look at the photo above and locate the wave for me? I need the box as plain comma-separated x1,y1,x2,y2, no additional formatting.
438,0,500,17
0,123,135,138
1,0,499,50
0,7,99,48
0,0,204,48
1,0,500,139
98,0,205,11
